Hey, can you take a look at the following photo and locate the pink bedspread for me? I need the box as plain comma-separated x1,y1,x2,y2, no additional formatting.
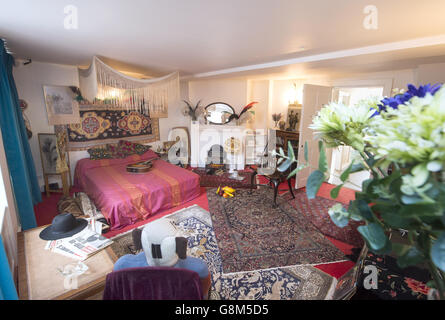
74,150,200,230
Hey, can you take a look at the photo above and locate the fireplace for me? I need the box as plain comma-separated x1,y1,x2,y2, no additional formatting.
206,144,227,167
190,122,245,170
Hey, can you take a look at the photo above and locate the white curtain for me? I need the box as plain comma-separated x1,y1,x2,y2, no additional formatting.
78,56,179,118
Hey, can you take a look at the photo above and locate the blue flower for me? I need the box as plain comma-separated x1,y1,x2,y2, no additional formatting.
374,83,442,115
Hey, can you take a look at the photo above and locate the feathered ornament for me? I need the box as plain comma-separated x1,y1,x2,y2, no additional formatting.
228,101,258,123
69,86,84,102
183,100,202,121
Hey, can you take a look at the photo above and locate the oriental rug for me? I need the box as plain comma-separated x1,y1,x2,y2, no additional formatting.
206,187,347,274
111,205,337,300
283,190,364,248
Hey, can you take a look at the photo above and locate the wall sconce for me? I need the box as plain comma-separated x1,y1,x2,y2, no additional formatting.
286,83,302,106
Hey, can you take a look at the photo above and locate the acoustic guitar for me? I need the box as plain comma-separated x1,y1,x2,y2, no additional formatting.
126,160,154,173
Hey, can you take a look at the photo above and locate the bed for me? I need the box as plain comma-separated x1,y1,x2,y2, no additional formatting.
74,150,201,230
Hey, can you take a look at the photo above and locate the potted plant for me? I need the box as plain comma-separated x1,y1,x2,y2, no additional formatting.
275,84,445,299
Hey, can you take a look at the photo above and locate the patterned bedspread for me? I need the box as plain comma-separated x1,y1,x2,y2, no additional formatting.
74,150,201,230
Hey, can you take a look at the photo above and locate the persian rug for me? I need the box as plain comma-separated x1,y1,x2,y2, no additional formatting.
284,190,364,248
206,188,347,274
192,168,257,189
110,205,337,300
57,104,159,150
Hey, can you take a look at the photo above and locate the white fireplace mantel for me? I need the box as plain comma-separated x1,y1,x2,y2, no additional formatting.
190,121,248,170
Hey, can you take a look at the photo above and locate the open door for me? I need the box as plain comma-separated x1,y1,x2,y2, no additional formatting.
295,84,332,189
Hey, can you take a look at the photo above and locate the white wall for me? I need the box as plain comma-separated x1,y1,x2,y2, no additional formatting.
13,61,79,189
188,79,249,115
417,63,445,85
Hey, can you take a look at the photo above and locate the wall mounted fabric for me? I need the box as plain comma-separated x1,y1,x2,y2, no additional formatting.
0,39,41,230
78,56,179,118
58,104,159,151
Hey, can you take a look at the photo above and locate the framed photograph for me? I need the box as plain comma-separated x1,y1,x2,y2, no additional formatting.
38,133,59,174
43,85,80,125
286,104,302,132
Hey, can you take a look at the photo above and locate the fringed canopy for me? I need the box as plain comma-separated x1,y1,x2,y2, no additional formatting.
78,56,179,118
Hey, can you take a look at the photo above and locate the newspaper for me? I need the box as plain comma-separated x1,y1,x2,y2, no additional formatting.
64,227,112,258
45,222,113,260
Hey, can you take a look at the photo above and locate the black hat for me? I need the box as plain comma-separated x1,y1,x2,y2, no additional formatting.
39,213,88,240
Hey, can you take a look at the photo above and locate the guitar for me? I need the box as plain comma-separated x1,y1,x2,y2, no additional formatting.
126,160,154,173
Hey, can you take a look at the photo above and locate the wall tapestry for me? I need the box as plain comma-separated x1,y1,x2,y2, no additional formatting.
56,104,159,151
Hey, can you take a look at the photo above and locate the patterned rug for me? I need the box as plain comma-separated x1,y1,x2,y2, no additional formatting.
206,187,347,274
110,205,337,300
284,190,364,248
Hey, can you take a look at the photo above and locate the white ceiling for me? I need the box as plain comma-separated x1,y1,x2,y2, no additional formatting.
2,0,445,78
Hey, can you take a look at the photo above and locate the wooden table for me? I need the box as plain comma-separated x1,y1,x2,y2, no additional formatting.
18,225,118,300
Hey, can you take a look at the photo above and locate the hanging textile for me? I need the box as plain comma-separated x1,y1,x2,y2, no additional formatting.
0,39,41,230
78,56,179,118
56,104,160,151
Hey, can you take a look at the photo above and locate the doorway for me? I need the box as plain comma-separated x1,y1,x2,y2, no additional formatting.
328,86,384,191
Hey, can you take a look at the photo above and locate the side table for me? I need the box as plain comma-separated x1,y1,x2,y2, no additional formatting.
18,225,118,300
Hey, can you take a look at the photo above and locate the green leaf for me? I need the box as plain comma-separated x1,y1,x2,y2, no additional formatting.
357,223,388,251
399,203,441,217
306,170,325,199
340,162,354,182
318,140,328,173
372,238,392,255
304,141,308,162
330,184,343,199
401,195,434,205
350,162,366,173
397,246,425,268
431,232,445,272
277,157,284,165
287,164,306,179
287,141,295,161
379,209,415,229
328,203,350,228
348,199,374,222
277,158,293,172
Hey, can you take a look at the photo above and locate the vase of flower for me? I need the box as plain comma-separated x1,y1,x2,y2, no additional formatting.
275,83,445,299
272,113,282,129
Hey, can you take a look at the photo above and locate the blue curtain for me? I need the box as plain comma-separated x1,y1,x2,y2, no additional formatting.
0,39,41,230
0,236,18,300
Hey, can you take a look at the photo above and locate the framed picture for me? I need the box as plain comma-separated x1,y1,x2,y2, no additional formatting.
286,104,302,132
38,133,59,174
43,85,80,125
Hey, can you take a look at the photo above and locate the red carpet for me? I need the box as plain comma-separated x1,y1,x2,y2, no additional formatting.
34,180,358,279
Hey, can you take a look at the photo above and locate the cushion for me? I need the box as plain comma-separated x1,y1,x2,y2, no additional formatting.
119,140,152,155
87,147,113,160
107,140,151,158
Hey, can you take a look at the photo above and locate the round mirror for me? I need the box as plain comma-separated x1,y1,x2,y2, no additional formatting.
204,102,235,125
